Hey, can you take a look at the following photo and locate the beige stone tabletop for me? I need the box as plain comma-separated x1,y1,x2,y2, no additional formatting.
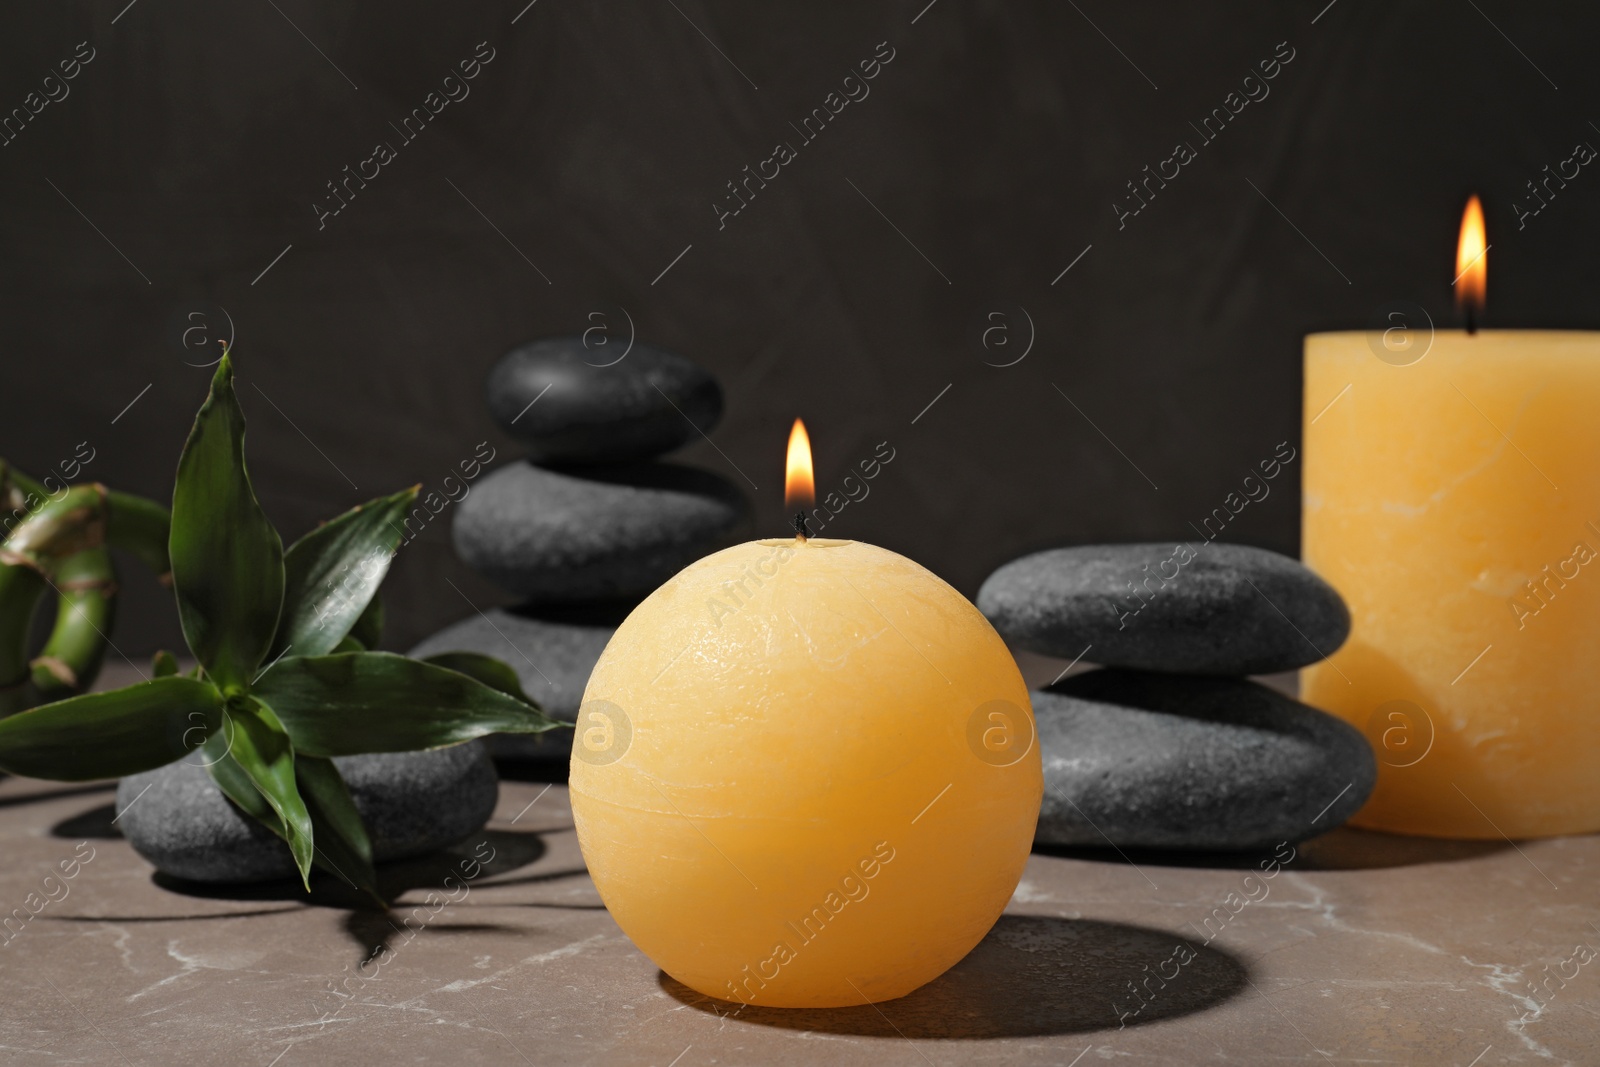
1,665,1597,1065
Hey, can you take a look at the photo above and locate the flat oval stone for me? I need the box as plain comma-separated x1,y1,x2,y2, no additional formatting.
114,742,498,883
977,542,1350,675
1034,670,1374,850
410,602,629,760
452,461,748,602
486,338,723,464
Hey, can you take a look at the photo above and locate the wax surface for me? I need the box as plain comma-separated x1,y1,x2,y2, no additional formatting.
570,538,1042,1007
1303,330,1600,838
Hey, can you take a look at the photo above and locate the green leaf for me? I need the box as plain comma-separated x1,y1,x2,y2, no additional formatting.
152,650,179,678
0,677,222,780
421,652,535,704
204,734,276,823
272,488,418,659
296,755,380,901
206,742,380,902
254,651,560,757
224,695,314,888
169,354,284,692
348,592,383,651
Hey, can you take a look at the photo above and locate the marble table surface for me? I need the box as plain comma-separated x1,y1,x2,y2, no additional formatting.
0,668,1596,1065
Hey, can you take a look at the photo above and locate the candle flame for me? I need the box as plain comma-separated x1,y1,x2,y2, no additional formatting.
1455,194,1487,313
785,418,814,512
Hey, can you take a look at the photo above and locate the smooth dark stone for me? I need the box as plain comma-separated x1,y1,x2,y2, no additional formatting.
1033,670,1375,851
486,337,723,464
409,602,628,760
114,743,499,884
452,460,748,602
977,542,1350,675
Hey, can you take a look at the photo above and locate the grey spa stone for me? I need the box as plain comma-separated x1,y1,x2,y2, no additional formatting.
1034,670,1375,851
486,337,723,464
452,460,748,603
114,742,498,884
977,542,1350,675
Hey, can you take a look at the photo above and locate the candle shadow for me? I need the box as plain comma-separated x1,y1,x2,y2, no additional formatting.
658,914,1249,1038
493,758,571,784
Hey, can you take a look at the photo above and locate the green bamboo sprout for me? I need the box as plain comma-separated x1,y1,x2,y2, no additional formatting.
0,463,172,716
0,354,563,904
29,549,116,703
3,481,172,578
0,561,46,717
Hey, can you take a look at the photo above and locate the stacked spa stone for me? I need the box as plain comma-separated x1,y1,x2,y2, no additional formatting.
977,543,1376,851
410,338,748,759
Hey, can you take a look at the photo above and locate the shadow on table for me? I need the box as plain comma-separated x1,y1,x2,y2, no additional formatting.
661,914,1247,1038
493,758,571,785
50,802,122,839
1,781,115,811
131,825,538,903
1033,826,1509,872
1293,826,1511,869
142,827,557,956
39,827,559,955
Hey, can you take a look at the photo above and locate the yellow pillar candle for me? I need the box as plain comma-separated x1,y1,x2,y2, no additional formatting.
569,423,1041,1007
1303,206,1600,837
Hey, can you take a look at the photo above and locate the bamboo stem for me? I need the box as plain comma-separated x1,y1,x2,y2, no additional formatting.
0,562,47,717
0,463,170,713
1,483,170,575
30,549,117,704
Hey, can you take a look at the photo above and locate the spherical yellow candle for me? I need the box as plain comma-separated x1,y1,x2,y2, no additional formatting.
569,536,1041,1007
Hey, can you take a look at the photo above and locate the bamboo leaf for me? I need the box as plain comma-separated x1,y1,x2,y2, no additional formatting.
206,742,380,901
421,652,534,704
0,677,222,780
169,354,284,692
152,650,180,678
348,592,383,651
224,695,314,887
205,740,276,824
254,651,560,757
273,488,418,659
296,755,380,901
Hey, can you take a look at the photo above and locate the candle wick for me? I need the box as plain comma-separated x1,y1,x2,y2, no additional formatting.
1465,305,1477,336
791,511,810,542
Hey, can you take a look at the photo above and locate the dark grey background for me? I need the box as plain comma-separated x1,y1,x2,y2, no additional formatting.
3,1,1596,657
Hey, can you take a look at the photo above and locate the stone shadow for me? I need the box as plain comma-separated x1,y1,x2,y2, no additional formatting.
148,827,548,912
660,914,1248,1038
1292,826,1511,870
1033,826,1509,872
50,802,122,839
